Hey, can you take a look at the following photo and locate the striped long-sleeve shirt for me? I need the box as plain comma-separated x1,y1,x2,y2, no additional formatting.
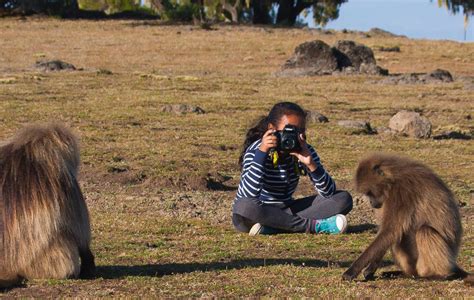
235,139,336,204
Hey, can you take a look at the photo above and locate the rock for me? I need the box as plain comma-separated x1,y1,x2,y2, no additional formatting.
424,69,453,83
379,73,421,85
389,111,432,138
280,40,338,76
35,60,76,71
333,40,376,71
280,40,388,77
379,73,419,85
359,63,389,76
379,69,453,85
433,131,472,140
283,40,389,77
306,110,329,123
160,104,205,115
337,120,376,135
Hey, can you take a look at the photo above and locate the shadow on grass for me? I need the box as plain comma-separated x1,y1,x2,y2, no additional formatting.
206,181,237,191
96,258,363,279
0,281,27,293
346,223,378,234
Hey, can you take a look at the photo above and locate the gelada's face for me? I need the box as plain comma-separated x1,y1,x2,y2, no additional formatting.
269,114,306,133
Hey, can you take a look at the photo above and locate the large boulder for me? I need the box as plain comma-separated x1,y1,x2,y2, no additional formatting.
389,111,432,138
279,40,387,76
281,40,338,76
333,40,376,71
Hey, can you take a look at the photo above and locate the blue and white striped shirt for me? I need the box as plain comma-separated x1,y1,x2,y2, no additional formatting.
235,139,336,204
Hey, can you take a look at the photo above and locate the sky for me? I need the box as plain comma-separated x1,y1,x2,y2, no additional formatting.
306,0,473,42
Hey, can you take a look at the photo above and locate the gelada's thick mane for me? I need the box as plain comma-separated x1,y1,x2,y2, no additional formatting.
0,123,80,270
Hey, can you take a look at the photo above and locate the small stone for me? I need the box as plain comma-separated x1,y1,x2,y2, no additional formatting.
161,104,205,115
379,69,453,85
423,69,453,83
306,110,329,123
337,120,376,135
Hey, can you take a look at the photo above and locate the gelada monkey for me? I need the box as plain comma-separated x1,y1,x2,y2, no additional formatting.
343,153,472,285
0,123,95,287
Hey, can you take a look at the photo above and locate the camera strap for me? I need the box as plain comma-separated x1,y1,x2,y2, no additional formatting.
270,150,306,176
271,150,279,168
294,159,307,176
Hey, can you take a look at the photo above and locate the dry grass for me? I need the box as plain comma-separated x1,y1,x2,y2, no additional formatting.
0,17,473,297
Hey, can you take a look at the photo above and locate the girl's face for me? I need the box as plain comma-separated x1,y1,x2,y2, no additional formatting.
269,114,306,134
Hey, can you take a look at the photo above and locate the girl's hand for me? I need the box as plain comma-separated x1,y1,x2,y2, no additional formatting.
290,134,318,172
259,129,277,153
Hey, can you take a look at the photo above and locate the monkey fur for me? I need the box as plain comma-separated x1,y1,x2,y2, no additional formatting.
0,123,95,287
343,153,472,285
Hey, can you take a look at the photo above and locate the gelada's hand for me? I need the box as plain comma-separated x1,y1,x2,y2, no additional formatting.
290,134,317,172
259,129,277,153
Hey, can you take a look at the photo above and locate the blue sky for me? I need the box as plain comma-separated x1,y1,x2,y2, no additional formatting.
306,0,473,41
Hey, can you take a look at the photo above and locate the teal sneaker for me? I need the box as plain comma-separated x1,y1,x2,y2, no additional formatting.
249,223,280,236
315,214,347,234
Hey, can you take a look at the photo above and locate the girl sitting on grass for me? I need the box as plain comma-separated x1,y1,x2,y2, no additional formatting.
232,102,352,235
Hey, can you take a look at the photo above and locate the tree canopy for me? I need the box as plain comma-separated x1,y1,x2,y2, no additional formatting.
0,0,347,26
2,0,473,29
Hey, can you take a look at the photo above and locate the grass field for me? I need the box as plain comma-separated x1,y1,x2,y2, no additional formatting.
0,17,473,297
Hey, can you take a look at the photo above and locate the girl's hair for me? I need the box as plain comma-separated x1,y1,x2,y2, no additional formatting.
238,101,306,167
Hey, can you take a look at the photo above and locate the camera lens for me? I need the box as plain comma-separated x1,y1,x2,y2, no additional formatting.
282,138,295,150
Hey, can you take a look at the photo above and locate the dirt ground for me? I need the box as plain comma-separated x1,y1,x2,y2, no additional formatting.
0,17,473,297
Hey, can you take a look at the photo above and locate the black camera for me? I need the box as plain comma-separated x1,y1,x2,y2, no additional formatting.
275,125,301,152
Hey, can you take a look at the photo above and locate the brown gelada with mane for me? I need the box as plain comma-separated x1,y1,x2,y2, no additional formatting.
343,153,472,286
0,123,95,287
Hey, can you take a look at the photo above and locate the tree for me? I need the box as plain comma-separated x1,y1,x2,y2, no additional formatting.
435,0,474,15
1,0,346,26
434,0,474,39
0,0,79,16
252,0,347,26
79,0,141,14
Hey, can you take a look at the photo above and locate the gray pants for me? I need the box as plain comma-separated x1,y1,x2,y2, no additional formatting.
232,191,353,233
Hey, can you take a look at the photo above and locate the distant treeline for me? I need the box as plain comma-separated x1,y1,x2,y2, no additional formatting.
1,0,473,27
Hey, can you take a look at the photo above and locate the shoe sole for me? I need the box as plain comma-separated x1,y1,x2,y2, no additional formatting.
337,214,348,234
249,223,262,236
